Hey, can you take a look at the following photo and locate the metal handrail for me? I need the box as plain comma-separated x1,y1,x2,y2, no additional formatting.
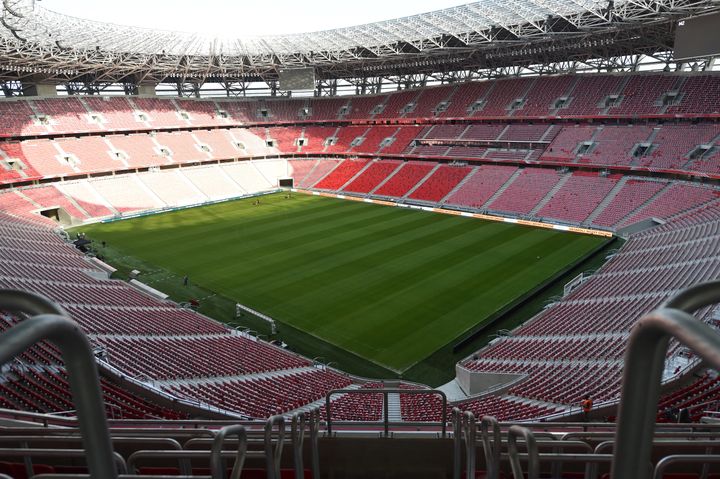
265,415,285,479
325,388,447,437
653,454,720,479
0,290,117,479
613,280,720,479
462,411,476,479
480,416,501,479
451,408,461,479
210,425,247,479
507,426,539,479
0,447,126,476
308,408,321,479
290,412,306,479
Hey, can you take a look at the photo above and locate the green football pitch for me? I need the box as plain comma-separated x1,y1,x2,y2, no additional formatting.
80,192,608,372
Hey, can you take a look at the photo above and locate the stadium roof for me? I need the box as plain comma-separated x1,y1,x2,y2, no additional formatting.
0,0,718,86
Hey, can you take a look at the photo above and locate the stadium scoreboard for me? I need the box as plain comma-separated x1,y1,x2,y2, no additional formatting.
674,12,720,61
278,68,315,91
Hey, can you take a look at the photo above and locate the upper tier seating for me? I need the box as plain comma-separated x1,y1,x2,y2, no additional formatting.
308,97,348,121
667,74,720,114
515,75,575,117
609,74,679,116
374,90,421,119
0,73,715,142
410,84,456,118
561,75,627,116
478,78,535,117
440,81,494,118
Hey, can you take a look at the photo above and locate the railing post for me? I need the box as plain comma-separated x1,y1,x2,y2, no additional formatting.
384,390,389,438
462,411,476,479
291,412,306,479
507,425,539,479
265,415,285,479
211,424,247,479
451,408,462,479
480,416,501,479
0,290,117,479
613,281,720,479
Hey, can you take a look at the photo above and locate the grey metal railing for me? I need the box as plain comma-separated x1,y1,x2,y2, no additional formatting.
265,415,285,479
325,388,447,437
480,416,501,479
0,290,117,478
210,425,247,479
653,454,720,479
507,426,539,479
290,412,306,479
308,408,321,479
462,411,477,479
612,280,720,479
451,408,460,479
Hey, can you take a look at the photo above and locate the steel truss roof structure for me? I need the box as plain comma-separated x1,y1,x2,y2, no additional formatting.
0,0,718,87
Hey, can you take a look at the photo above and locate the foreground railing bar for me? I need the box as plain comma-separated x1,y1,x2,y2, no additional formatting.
0,290,117,479
613,280,720,479
653,454,720,479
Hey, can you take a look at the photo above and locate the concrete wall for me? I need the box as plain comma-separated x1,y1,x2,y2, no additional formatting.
456,364,524,396
23,83,58,97
137,85,157,96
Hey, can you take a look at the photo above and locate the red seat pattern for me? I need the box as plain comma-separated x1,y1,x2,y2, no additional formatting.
515,75,575,117
487,168,561,214
410,84,456,118
476,77,534,117
19,186,89,220
579,126,653,167
622,184,719,227
667,75,720,114
343,160,401,194
83,97,139,131
609,74,679,116
536,172,618,223
591,180,667,228
94,335,310,380
657,373,720,422
308,97,348,121
34,98,92,134
562,75,626,116
297,159,342,188
373,162,436,197
408,165,472,202
439,81,494,118
374,90,421,119
314,159,369,190
444,165,517,209
167,369,353,418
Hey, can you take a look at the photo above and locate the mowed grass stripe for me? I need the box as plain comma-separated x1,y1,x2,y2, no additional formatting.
82,193,607,371
296,224,594,367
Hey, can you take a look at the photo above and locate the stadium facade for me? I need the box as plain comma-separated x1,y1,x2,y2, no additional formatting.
0,0,719,477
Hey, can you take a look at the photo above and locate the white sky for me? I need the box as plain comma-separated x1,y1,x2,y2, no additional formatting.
38,0,472,36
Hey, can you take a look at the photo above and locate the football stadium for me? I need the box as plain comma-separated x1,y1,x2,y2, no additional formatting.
0,0,719,476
